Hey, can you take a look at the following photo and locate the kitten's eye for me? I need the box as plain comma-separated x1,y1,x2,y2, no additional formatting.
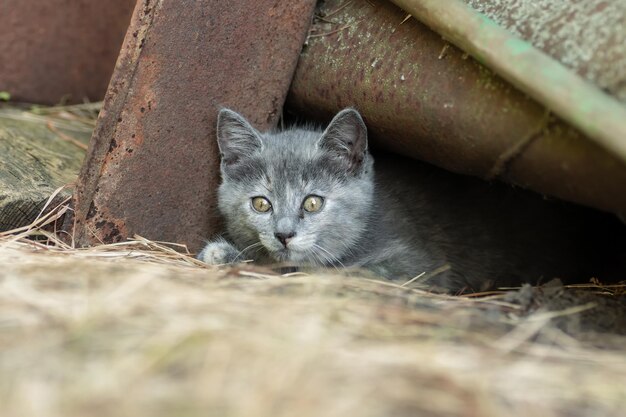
302,195,324,213
251,197,272,213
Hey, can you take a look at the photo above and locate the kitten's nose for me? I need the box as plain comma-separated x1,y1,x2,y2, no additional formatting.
275,232,295,247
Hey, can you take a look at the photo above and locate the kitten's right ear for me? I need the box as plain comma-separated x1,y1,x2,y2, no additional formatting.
216,109,263,166
317,108,368,173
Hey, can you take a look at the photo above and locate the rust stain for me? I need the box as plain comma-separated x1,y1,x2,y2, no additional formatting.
83,200,128,244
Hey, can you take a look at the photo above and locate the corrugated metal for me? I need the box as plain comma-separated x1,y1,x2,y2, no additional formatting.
287,0,626,218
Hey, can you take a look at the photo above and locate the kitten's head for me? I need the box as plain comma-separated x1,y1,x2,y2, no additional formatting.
215,108,374,265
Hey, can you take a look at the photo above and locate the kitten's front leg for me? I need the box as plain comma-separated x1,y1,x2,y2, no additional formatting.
197,237,240,265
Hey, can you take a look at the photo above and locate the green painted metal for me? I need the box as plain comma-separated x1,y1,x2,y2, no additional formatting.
390,0,626,164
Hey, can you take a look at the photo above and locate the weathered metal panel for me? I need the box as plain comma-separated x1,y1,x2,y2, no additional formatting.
287,0,626,218
69,0,316,251
0,0,135,104
388,0,626,164
464,0,626,102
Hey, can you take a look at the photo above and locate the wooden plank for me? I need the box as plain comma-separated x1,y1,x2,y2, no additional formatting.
0,109,90,231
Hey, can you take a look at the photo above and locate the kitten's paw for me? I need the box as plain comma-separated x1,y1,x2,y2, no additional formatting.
197,239,240,265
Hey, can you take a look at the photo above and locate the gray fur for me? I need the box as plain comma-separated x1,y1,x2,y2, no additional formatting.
200,108,608,293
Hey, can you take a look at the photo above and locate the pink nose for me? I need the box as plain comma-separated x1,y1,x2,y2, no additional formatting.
275,232,295,247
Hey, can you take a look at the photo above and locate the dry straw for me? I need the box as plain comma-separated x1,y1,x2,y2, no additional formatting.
0,188,625,417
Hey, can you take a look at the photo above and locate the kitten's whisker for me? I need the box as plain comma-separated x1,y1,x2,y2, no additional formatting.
310,247,331,268
338,240,359,257
232,242,263,263
305,248,322,267
252,244,265,256
313,244,345,269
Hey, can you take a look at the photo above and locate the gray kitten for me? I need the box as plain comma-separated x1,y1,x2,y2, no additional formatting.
199,108,610,293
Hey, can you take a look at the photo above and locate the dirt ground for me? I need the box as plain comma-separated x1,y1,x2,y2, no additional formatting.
0,230,624,417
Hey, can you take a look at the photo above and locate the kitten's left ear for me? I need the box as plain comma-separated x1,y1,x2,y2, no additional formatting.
318,108,368,173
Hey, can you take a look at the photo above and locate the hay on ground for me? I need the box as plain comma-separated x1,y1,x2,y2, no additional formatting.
0,201,624,417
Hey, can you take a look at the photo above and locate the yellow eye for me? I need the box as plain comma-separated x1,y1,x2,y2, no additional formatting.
251,197,272,213
303,195,324,213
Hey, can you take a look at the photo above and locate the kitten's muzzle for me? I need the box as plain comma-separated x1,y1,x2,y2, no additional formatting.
275,232,295,247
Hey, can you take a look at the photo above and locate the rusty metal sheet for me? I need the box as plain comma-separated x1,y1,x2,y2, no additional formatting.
287,0,626,218
68,0,316,251
0,0,135,104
